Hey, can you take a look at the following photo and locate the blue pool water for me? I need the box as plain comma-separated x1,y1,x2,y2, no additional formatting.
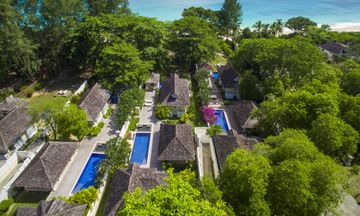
212,72,219,79
130,133,150,165
72,153,106,193
214,110,230,132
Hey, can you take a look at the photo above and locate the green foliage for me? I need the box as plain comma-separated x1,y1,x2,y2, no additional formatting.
238,71,263,102
103,106,113,119
97,138,130,186
88,0,129,16
340,94,360,132
232,37,324,88
25,86,35,98
88,122,105,137
155,105,171,119
119,169,233,216
0,0,40,82
341,70,360,96
206,125,223,136
182,7,219,26
220,149,272,216
194,69,211,105
128,116,139,131
169,16,222,71
310,114,359,161
286,16,317,33
95,40,153,90
116,88,144,128
180,113,193,124
65,186,98,215
219,0,243,35
0,199,13,214
57,105,89,140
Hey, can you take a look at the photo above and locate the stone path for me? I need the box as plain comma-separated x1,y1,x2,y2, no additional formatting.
49,110,117,198
139,90,162,169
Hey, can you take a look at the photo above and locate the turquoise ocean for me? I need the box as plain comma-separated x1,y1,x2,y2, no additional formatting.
129,0,360,27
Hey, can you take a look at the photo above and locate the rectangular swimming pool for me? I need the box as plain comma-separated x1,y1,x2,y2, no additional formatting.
214,110,230,132
130,133,150,165
72,153,106,193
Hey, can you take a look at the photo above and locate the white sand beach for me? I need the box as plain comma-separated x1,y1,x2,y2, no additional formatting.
330,22,360,32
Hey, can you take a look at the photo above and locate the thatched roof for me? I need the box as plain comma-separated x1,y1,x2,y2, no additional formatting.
12,142,78,191
159,73,190,107
158,124,195,161
105,164,167,216
15,200,86,216
233,100,259,130
145,73,160,85
0,95,24,113
218,66,238,88
0,102,32,154
79,83,110,122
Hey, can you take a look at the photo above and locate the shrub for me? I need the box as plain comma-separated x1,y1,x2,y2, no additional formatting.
25,87,35,98
34,82,42,91
103,106,113,119
200,106,217,125
88,122,105,137
129,116,139,131
70,94,81,104
180,113,193,123
0,199,13,214
207,125,223,136
65,186,98,215
155,105,171,119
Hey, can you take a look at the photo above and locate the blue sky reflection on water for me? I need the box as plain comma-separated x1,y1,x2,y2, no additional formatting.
129,0,360,27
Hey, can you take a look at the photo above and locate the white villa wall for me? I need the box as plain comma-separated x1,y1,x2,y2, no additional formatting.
0,153,18,185
209,138,220,178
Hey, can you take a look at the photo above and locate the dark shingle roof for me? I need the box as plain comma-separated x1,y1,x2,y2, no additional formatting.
158,124,195,161
320,42,348,55
12,142,78,191
105,164,167,216
79,83,110,122
145,73,160,85
0,102,32,154
159,74,190,107
212,134,240,171
15,200,86,216
0,95,24,113
233,100,258,129
219,66,238,88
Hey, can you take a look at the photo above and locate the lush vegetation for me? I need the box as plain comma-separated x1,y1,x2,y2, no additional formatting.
155,105,171,119
115,88,144,128
88,122,105,137
207,125,224,136
0,199,13,215
194,69,211,105
64,186,98,215
119,169,234,216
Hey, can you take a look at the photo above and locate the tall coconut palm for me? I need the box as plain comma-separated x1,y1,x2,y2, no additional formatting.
253,21,264,38
271,19,284,37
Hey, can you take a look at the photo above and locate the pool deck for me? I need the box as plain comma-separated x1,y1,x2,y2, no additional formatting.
49,109,117,198
139,90,162,169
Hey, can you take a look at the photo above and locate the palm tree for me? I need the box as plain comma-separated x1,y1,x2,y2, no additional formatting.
253,21,263,38
271,19,284,37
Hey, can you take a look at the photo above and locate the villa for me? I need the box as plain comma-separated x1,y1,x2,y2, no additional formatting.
159,73,190,118
104,164,168,216
218,66,239,100
320,41,349,61
233,100,259,135
0,99,37,159
212,130,259,173
12,141,78,192
79,83,111,126
199,62,215,73
144,72,160,91
158,124,196,164
15,199,86,216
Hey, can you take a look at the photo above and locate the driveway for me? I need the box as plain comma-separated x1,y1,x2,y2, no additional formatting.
139,90,162,169
49,109,117,198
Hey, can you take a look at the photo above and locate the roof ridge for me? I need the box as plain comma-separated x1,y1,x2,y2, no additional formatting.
39,157,54,187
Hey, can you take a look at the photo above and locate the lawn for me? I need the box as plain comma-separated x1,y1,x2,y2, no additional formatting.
27,93,68,108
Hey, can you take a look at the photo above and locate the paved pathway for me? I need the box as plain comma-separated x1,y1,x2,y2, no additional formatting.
208,78,223,107
139,90,162,169
49,110,117,198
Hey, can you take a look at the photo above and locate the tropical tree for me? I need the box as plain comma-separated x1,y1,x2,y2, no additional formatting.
252,21,264,38
87,0,130,16
238,71,263,102
207,125,223,136
119,169,233,215
220,149,272,215
56,104,89,140
286,16,317,34
169,16,222,72
219,0,243,36
270,19,284,37
182,7,218,26
95,40,153,90
340,94,360,132
341,70,360,96
310,114,359,161
116,88,145,128
155,105,171,119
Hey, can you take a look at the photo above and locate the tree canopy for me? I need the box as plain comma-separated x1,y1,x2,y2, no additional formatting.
219,0,242,35
286,16,317,33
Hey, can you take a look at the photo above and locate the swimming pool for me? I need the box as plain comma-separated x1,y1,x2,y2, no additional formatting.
72,153,106,193
130,133,150,165
212,72,219,79
214,110,230,132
